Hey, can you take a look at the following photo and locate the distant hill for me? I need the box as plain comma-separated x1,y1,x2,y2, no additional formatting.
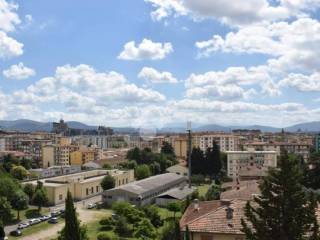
1,119,320,133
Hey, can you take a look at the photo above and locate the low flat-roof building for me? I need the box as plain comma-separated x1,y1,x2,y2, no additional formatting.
102,173,187,206
29,165,81,178
166,164,188,176
155,185,196,206
24,169,134,205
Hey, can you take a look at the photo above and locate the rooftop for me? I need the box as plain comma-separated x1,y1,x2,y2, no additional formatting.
109,173,187,195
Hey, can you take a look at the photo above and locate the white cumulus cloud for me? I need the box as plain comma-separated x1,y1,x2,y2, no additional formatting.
138,67,178,84
3,62,35,80
118,39,173,60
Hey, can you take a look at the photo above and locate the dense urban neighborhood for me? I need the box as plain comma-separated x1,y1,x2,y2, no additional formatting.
1,119,320,239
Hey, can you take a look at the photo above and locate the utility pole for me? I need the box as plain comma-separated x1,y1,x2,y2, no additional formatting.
187,121,192,188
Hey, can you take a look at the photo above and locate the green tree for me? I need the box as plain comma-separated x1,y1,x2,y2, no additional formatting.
0,175,20,202
167,202,180,220
114,216,131,237
241,153,320,240
135,164,151,180
10,165,28,180
11,191,28,220
205,184,222,200
32,189,48,211
101,175,115,191
143,205,163,227
161,141,175,155
0,221,5,239
2,154,19,173
20,158,32,170
23,183,35,202
58,191,88,240
190,147,205,174
102,163,112,169
205,141,221,179
0,197,13,224
126,147,141,162
160,219,180,240
134,218,157,239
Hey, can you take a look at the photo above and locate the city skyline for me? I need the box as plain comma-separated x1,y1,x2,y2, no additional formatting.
1,0,320,128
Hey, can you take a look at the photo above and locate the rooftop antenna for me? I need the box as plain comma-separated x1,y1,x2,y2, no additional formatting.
187,121,192,188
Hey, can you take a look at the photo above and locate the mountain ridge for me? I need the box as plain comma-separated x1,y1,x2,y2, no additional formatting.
0,119,320,133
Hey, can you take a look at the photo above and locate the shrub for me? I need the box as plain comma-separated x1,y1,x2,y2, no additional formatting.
97,232,118,240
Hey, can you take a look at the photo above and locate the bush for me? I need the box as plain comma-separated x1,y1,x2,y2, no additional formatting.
97,232,118,240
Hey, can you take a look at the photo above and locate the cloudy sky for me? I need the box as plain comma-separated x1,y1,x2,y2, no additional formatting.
0,0,320,128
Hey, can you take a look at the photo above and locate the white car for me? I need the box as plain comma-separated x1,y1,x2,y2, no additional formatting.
87,203,96,209
17,223,29,229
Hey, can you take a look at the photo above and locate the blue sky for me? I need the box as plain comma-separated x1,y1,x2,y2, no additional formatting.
0,0,320,128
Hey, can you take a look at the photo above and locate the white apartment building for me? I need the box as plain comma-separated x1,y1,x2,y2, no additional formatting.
197,134,240,152
227,151,277,178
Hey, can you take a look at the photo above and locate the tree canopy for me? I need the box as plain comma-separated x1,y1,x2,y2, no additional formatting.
241,153,320,240
101,175,115,191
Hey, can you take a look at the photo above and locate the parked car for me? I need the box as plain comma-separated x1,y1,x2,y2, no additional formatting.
40,215,50,221
51,211,61,217
17,223,29,229
10,230,22,236
48,217,58,224
87,203,96,209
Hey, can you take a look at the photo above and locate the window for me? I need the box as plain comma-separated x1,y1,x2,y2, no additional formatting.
91,187,94,193
59,194,63,200
96,186,99,192
86,188,89,195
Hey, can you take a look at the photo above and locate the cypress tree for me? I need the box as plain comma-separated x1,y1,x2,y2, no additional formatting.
241,152,320,240
61,191,81,240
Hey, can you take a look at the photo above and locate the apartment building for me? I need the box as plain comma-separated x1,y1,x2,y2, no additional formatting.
24,169,134,205
227,151,277,178
197,134,240,152
69,147,101,166
244,141,311,161
42,144,79,168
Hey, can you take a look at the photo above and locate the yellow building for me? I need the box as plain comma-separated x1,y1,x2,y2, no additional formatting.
23,169,134,205
70,148,99,166
42,144,79,168
174,138,188,159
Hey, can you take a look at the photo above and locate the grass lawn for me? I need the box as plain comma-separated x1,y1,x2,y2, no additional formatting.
10,206,50,223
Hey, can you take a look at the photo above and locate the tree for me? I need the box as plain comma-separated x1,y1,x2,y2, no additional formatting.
190,147,205,174
161,142,175,155
205,184,222,200
101,175,115,191
185,225,190,240
135,164,151,180
114,216,131,237
11,191,28,220
2,154,19,173
205,141,221,179
102,163,112,169
134,218,157,239
241,153,320,240
0,175,20,203
126,147,140,162
160,219,180,240
0,221,5,239
0,197,13,224
143,205,163,227
167,202,180,220
191,174,205,186
32,189,48,211
23,183,35,202
10,165,28,180
58,191,88,240
20,158,32,170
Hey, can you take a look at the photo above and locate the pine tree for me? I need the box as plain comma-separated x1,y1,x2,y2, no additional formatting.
241,152,320,240
58,191,83,240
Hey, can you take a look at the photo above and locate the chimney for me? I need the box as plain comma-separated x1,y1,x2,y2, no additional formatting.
193,199,199,211
226,207,234,220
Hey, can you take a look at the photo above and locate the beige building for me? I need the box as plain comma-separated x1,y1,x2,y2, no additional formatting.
174,138,188,158
226,151,277,178
70,147,100,166
42,144,79,168
23,169,134,205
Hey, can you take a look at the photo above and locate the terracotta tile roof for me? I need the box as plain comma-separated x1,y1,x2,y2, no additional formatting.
180,199,247,235
221,181,260,200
